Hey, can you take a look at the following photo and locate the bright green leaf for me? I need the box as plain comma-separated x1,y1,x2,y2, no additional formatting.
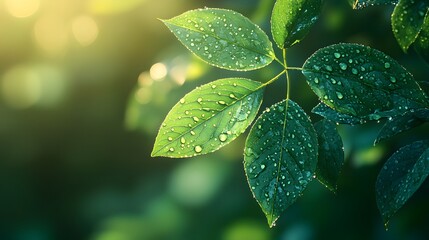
352,0,398,9
312,103,367,125
375,108,429,144
162,8,275,71
302,43,428,119
376,140,429,226
392,0,429,52
152,78,264,158
244,100,318,227
271,0,322,49
314,119,345,192
415,12,429,64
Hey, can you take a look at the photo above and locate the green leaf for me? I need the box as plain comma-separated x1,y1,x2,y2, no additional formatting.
152,78,264,158
392,0,429,52
162,8,275,71
312,103,367,125
271,0,322,49
376,140,429,226
314,119,345,192
302,43,429,119
244,100,318,227
352,0,398,9
415,12,429,64
375,108,429,144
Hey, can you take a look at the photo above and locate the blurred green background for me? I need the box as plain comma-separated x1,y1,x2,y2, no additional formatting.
1,0,429,239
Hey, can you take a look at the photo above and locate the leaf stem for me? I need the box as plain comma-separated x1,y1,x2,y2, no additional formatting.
262,69,287,87
274,56,286,67
285,66,303,71
283,48,290,100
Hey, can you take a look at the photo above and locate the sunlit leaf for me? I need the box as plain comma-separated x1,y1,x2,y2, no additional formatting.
375,108,429,144
302,43,429,119
162,8,275,71
376,140,429,226
312,103,367,125
415,13,429,64
244,100,318,227
271,0,322,49
392,0,429,52
314,119,344,192
152,78,264,158
352,0,398,9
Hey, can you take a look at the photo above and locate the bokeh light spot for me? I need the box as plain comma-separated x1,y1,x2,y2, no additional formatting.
34,16,69,55
71,15,99,46
149,63,167,81
5,0,40,18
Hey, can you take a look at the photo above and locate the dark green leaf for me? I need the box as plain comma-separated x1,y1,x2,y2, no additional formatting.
415,13,429,64
376,140,429,226
392,0,429,52
271,0,322,49
375,108,429,144
302,43,429,119
162,8,275,71
314,119,345,192
152,78,264,158
312,103,367,125
352,0,398,9
244,100,318,227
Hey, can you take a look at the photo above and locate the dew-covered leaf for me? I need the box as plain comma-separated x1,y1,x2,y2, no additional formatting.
376,140,429,226
152,78,264,158
392,0,429,52
312,103,367,125
375,108,429,144
162,8,275,71
302,43,429,120
314,119,344,192
415,13,429,64
271,0,322,49
244,100,318,227
352,0,398,9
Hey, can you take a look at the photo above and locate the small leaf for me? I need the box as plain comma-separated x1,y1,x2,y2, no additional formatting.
302,43,429,119
352,0,398,9
376,140,429,226
312,103,367,125
162,8,275,71
152,78,264,158
392,0,429,52
244,100,318,227
415,12,429,64
314,119,345,192
271,0,322,49
375,108,429,144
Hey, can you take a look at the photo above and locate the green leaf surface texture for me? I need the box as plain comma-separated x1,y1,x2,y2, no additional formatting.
312,103,367,125
314,119,345,192
271,0,322,49
244,100,318,227
392,0,429,52
302,43,428,119
352,0,398,9
376,140,429,225
162,8,275,71
152,78,264,158
375,108,429,144
415,13,429,64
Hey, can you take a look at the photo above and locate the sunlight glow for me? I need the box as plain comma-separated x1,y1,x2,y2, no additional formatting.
5,0,40,18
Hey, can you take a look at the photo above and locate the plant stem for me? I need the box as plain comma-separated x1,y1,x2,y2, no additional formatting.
283,48,290,100
285,66,303,71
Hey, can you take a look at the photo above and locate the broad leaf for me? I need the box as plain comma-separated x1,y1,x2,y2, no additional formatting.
376,140,429,226
415,13,429,64
271,0,322,49
244,100,318,227
162,8,275,71
375,108,429,144
312,103,367,125
302,43,428,119
152,78,264,158
392,0,429,52
314,119,345,192
352,0,398,9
